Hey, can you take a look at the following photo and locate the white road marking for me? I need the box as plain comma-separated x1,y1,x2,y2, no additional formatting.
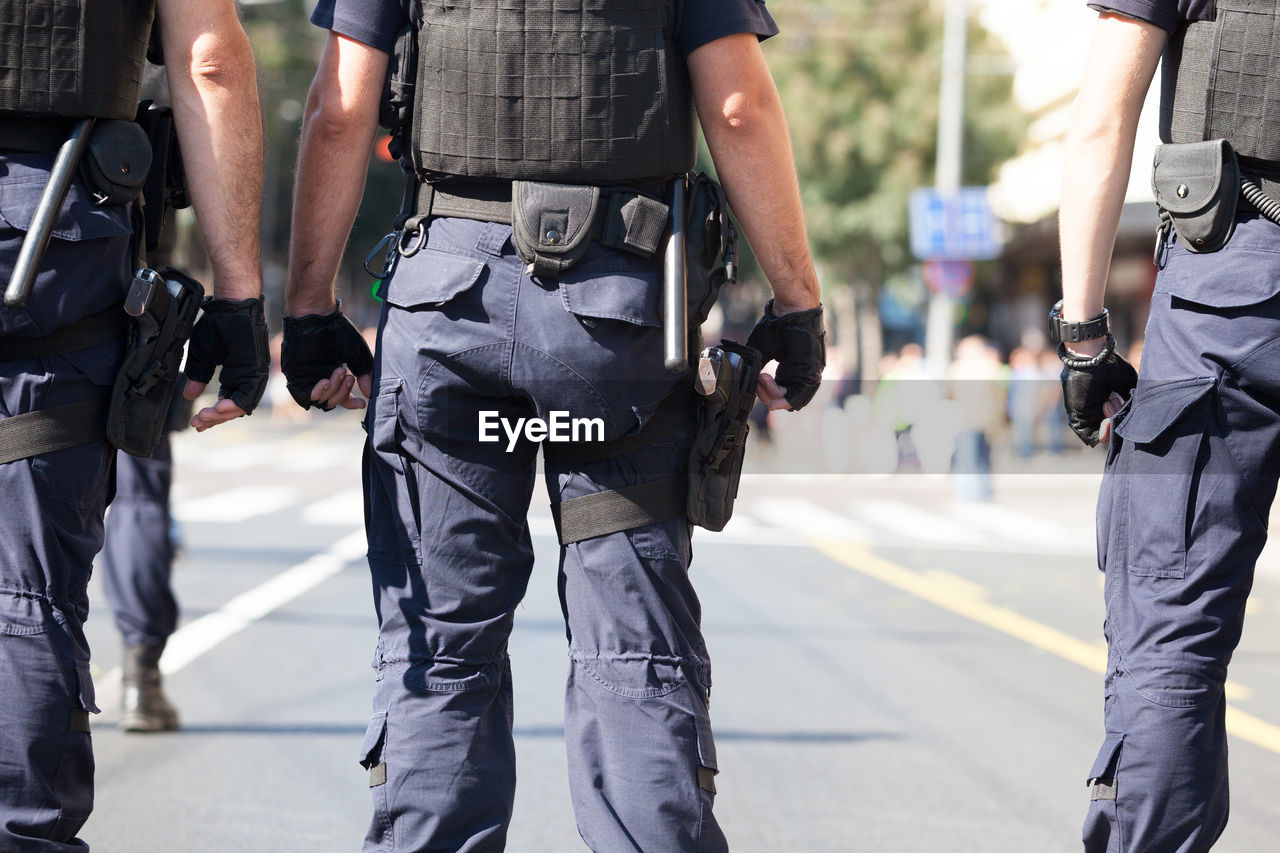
849,499,988,546
752,497,872,542
174,485,299,523
302,488,365,526
94,532,368,714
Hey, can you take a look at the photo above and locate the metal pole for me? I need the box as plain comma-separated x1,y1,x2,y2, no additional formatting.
663,174,689,372
5,118,96,307
924,0,967,377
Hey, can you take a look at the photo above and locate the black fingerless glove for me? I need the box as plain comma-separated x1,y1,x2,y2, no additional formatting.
1059,335,1137,447
745,299,826,411
184,297,270,414
281,303,374,411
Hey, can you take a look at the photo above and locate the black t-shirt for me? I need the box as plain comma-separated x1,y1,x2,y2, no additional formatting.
311,0,778,56
1086,0,1213,33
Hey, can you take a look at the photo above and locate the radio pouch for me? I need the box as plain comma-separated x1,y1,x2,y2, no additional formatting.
1152,139,1239,253
684,173,736,329
687,340,763,532
80,119,151,207
135,101,190,253
108,266,204,457
511,181,601,278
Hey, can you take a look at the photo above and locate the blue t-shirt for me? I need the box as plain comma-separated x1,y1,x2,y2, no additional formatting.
311,0,778,56
1087,0,1214,33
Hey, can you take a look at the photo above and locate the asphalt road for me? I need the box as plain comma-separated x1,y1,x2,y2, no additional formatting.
75,413,1280,852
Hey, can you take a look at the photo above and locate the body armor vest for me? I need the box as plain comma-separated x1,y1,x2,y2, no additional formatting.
412,0,696,185
0,0,155,121
1160,0,1280,163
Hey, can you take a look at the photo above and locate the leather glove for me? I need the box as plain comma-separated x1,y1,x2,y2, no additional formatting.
745,299,826,411
1059,337,1137,447
281,303,374,411
184,297,270,414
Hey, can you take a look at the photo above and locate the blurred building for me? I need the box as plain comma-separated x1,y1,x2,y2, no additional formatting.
978,0,1159,354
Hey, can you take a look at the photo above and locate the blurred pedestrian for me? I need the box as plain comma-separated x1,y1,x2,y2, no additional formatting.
947,335,1005,500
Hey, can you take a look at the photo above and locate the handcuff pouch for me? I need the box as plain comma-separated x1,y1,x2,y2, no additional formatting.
1152,139,1239,253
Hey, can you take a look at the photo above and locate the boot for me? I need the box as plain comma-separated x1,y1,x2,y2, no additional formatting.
121,643,180,733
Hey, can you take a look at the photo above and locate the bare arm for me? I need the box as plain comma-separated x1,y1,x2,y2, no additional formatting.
285,33,387,316
1059,13,1166,355
688,33,820,316
157,0,263,300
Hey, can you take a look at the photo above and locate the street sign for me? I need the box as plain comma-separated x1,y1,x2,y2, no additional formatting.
921,259,975,297
909,187,1004,261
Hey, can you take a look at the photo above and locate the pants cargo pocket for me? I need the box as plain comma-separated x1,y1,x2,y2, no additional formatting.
360,712,392,850
1113,378,1216,580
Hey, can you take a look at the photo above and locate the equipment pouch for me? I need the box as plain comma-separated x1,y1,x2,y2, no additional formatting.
108,267,204,457
1152,139,1239,253
687,340,763,532
80,119,151,207
380,23,418,151
135,101,189,254
684,172,736,328
511,181,601,279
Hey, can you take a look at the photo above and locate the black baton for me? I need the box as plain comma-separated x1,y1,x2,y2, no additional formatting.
4,118,96,308
663,173,688,372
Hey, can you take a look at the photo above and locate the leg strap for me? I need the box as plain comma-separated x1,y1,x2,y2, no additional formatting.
552,475,686,546
0,397,108,465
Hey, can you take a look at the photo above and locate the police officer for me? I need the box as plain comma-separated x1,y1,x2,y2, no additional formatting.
284,0,824,850
1059,2,1280,850
100,434,182,733
0,0,268,847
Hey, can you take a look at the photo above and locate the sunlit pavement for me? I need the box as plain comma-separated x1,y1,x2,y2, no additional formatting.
77,412,1280,852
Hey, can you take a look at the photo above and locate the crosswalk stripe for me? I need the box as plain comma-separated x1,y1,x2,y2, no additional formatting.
302,488,364,525
174,485,299,523
752,497,871,542
848,499,987,546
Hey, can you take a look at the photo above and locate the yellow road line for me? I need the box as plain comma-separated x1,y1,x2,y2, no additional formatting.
811,539,1279,755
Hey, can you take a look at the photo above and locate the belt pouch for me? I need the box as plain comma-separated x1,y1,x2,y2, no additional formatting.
511,181,600,278
80,119,151,206
1152,139,1240,253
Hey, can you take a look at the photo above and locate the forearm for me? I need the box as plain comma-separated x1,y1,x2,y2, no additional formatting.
164,25,263,300
1058,119,1135,325
692,35,819,314
285,35,385,316
1058,13,1166,334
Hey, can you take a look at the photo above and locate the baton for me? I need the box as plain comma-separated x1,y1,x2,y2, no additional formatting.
5,118,96,308
663,173,688,372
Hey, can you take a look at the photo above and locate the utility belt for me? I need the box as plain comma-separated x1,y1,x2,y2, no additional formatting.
0,108,200,465
1152,139,1280,264
371,172,752,542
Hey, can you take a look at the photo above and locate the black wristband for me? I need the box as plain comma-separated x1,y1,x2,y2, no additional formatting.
1048,300,1110,345
1058,333,1117,369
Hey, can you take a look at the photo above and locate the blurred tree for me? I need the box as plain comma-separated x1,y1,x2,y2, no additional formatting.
764,0,1026,286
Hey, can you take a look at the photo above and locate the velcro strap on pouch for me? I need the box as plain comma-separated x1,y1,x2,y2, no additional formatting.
0,396,108,465
551,475,686,546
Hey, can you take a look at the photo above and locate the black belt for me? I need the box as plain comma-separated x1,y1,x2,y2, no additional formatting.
0,306,127,361
417,180,669,226
0,116,79,154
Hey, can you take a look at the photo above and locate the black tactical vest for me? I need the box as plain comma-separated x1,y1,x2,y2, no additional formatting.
412,0,696,185
0,0,155,121
1160,0,1280,163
